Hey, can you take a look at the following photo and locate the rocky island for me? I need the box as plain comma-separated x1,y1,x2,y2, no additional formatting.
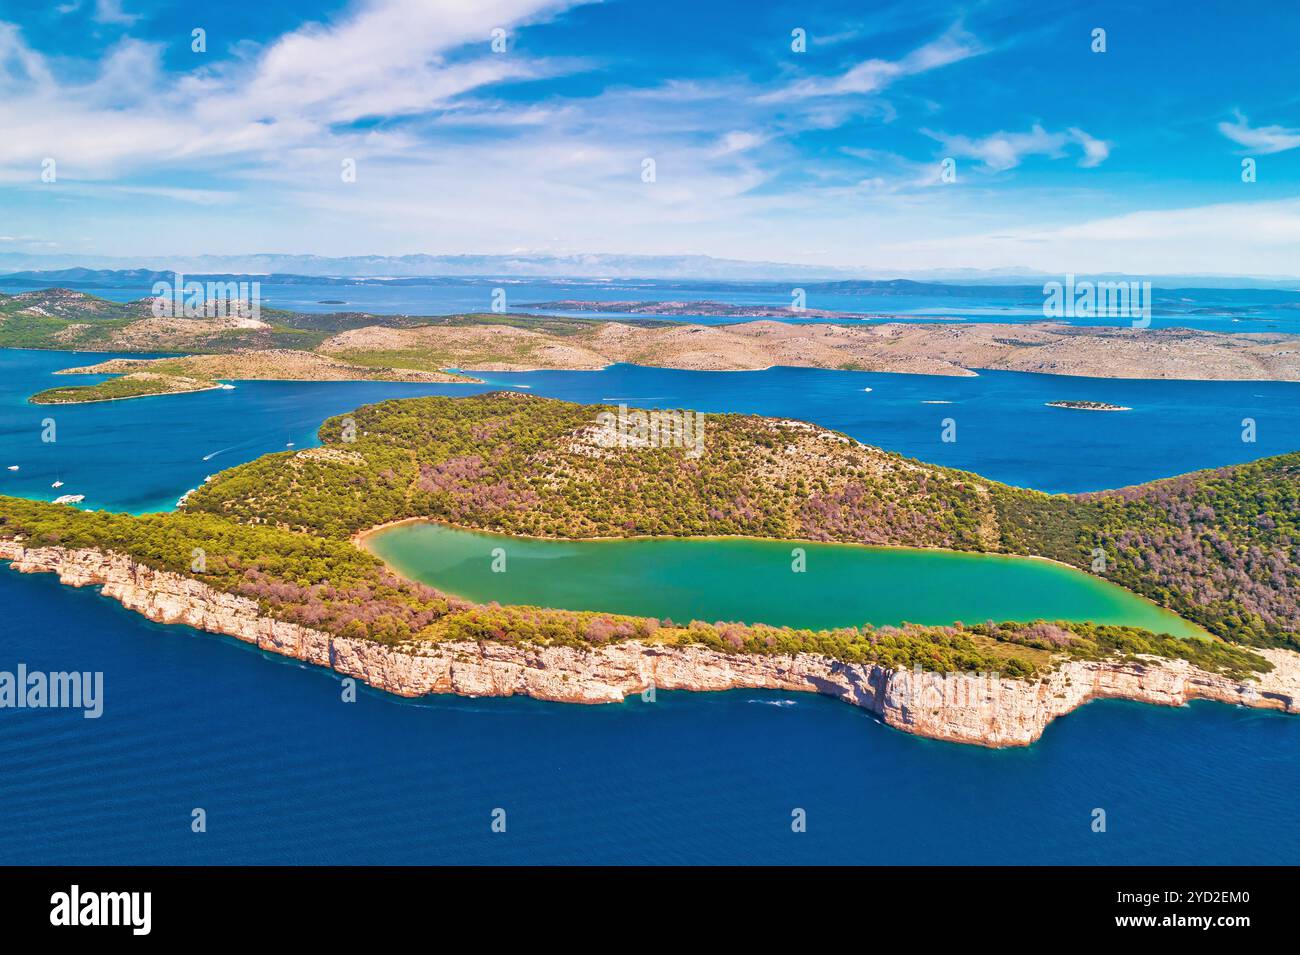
5,289,1300,392
1045,400,1133,412
2,391,1297,746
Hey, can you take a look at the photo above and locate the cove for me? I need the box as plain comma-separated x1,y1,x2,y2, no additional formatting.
363,523,1204,637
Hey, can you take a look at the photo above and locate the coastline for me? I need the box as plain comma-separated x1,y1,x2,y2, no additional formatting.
1,539,1294,748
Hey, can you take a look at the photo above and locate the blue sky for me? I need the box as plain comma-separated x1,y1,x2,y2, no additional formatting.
1,0,1299,274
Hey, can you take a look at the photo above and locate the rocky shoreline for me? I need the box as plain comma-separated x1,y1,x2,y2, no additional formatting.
3,538,1298,747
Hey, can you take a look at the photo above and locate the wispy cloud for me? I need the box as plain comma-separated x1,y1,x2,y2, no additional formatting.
709,130,767,156
761,24,984,101
0,0,596,178
923,124,1111,171
1218,110,1300,154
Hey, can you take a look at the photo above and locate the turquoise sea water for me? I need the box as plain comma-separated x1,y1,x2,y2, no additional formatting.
1,347,1298,864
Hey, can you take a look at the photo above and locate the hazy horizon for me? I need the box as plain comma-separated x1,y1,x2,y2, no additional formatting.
3,253,1300,288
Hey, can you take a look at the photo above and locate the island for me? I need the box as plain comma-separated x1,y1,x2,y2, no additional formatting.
521,299,875,319
1,391,1296,747
4,289,1300,397
30,372,224,404
1046,400,1133,411
30,349,479,404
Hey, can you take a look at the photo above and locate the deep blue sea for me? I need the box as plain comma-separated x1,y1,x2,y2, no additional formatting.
1,347,1299,864
3,348,1298,510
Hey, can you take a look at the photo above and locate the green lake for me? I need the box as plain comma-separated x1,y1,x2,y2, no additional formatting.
365,523,1205,637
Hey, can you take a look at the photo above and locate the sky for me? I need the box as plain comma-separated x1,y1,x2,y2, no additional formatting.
1,0,1299,275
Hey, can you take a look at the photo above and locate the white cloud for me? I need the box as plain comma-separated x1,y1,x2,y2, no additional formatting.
1068,127,1110,167
0,0,594,181
93,0,139,25
1218,110,1300,154
924,124,1110,171
710,130,766,156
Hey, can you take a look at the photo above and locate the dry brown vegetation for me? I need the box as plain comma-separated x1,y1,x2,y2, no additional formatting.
322,319,1300,380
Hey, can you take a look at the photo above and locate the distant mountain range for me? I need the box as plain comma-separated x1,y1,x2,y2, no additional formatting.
0,253,851,282
0,253,1298,289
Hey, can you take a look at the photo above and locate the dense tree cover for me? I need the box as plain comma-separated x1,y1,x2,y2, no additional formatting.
186,392,999,547
994,455,1300,650
0,313,134,349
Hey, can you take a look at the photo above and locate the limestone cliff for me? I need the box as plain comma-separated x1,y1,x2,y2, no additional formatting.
3,540,1298,747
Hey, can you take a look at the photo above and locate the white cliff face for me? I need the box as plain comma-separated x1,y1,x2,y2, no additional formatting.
3,540,1298,747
